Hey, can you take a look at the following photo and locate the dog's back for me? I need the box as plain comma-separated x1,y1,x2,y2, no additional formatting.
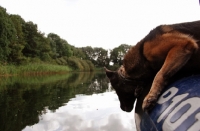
171,20,200,40
142,21,200,42
171,21,200,74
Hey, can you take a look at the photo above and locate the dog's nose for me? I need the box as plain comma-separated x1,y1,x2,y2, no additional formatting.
121,106,133,112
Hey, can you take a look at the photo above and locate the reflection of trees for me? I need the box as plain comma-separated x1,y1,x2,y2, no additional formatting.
0,72,108,131
73,73,110,95
87,73,109,94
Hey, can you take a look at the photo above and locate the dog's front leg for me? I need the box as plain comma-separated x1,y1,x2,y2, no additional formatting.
142,39,198,111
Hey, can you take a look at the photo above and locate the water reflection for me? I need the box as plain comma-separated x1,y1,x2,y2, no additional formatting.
0,72,135,131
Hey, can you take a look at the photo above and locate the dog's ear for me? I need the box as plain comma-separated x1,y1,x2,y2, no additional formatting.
104,67,115,79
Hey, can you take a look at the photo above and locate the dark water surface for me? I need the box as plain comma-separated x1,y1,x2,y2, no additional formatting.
0,72,135,131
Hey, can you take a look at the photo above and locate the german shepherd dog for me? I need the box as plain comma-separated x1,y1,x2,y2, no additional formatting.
105,21,200,112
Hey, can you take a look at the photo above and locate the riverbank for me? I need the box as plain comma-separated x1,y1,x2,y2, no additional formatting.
0,63,73,76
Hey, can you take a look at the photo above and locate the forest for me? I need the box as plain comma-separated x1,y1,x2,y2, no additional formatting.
0,6,132,73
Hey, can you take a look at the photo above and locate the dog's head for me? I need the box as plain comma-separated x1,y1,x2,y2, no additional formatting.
105,66,143,112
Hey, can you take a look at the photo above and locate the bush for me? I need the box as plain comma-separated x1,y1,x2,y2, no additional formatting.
55,58,67,65
86,60,94,71
66,57,94,71
41,53,51,62
79,60,90,71
15,56,29,65
30,57,42,63
67,57,83,71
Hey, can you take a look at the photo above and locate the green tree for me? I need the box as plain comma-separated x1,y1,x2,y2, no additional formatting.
71,46,86,59
9,15,26,63
37,32,51,61
48,33,57,58
0,6,16,62
93,47,109,67
81,46,109,67
22,22,52,61
61,39,72,57
22,21,40,57
110,44,131,65
81,46,94,60
47,33,72,58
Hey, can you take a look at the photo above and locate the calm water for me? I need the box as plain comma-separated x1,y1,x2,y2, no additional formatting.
0,72,136,131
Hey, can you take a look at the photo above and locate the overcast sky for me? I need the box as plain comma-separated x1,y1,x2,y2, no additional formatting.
1,0,200,49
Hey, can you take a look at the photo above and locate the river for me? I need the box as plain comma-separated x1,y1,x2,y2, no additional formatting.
0,72,136,131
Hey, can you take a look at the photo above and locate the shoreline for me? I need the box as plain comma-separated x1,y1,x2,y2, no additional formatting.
0,63,96,77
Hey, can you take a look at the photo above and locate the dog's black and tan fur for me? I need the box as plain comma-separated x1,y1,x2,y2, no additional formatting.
105,21,200,112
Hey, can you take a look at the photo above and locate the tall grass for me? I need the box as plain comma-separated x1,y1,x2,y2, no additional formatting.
0,63,73,76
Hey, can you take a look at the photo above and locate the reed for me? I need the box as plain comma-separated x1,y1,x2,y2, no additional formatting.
0,63,73,76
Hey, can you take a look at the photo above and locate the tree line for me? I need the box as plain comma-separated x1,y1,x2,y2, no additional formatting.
0,6,132,71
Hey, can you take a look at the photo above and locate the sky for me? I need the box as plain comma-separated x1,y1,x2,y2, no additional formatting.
1,0,200,50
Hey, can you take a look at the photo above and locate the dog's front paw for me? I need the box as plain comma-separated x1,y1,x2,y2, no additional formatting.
142,94,158,111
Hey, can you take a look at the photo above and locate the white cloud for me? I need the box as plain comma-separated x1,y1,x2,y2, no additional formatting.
22,92,135,131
